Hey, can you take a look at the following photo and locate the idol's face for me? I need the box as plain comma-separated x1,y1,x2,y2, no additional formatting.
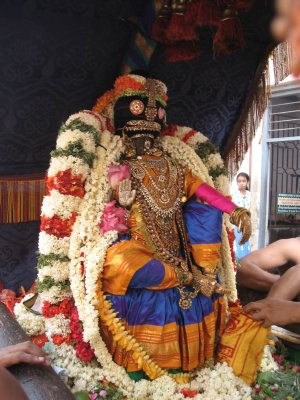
113,95,166,137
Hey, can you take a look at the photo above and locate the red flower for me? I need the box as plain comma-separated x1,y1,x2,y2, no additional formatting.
52,333,72,346
75,342,94,363
180,388,199,398
161,124,178,137
31,333,49,348
69,307,95,363
92,89,116,115
42,299,74,318
114,76,145,96
46,169,85,198
182,129,198,143
226,227,236,263
40,212,77,238
0,289,18,315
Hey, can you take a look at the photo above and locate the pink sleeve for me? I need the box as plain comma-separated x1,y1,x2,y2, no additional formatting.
195,183,236,214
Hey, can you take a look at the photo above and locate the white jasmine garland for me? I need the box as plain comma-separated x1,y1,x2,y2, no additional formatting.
41,191,82,219
69,135,134,394
39,231,70,255
189,363,252,400
171,125,194,141
49,343,106,392
150,376,177,399
14,296,45,336
259,345,279,372
66,110,105,132
38,262,69,282
170,126,227,192
45,314,71,337
215,174,231,196
57,129,96,154
185,133,207,148
40,286,73,304
162,136,214,185
206,153,224,170
220,224,238,301
48,156,90,178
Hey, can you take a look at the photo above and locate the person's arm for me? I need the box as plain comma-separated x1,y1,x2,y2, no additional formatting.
244,298,300,327
237,241,300,291
236,258,280,291
0,341,49,368
268,265,300,300
244,265,300,326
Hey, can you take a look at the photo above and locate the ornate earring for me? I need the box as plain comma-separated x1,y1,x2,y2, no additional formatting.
129,100,144,115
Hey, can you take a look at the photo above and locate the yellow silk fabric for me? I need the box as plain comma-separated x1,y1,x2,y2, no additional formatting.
100,297,226,372
103,239,178,295
190,243,221,271
184,168,204,198
217,303,270,385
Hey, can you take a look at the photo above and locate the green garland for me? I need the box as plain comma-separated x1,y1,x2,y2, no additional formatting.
195,141,218,162
37,277,70,293
37,253,70,269
59,118,100,145
51,140,96,167
208,165,228,180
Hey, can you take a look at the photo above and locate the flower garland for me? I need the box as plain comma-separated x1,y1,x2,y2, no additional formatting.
14,294,45,336
15,113,258,398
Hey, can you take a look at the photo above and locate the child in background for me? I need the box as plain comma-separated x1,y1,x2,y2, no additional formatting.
232,172,251,259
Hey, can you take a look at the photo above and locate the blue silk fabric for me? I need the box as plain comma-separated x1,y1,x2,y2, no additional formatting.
108,287,222,327
183,201,222,245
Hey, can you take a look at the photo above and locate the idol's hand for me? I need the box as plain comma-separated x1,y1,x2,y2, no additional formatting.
230,207,252,245
118,179,136,208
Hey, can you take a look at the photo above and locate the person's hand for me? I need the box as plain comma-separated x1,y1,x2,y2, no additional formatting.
244,298,299,328
118,179,136,208
229,207,252,245
0,341,49,368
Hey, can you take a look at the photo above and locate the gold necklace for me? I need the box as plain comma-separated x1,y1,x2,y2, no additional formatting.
128,156,180,212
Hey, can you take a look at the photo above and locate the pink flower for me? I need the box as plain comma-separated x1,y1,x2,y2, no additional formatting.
99,200,128,234
108,163,131,189
89,394,98,400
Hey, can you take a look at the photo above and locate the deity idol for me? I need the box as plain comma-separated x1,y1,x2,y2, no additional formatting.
34,72,269,393
92,73,252,378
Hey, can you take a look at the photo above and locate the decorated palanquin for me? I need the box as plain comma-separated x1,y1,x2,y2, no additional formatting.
15,74,270,397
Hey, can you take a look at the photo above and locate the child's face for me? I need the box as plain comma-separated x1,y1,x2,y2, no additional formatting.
237,176,248,190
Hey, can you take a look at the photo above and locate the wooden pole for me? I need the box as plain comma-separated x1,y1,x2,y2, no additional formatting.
0,303,75,400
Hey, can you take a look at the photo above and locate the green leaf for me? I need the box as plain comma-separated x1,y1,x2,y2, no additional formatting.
257,371,276,385
51,140,96,167
60,118,100,145
74,391,90,400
